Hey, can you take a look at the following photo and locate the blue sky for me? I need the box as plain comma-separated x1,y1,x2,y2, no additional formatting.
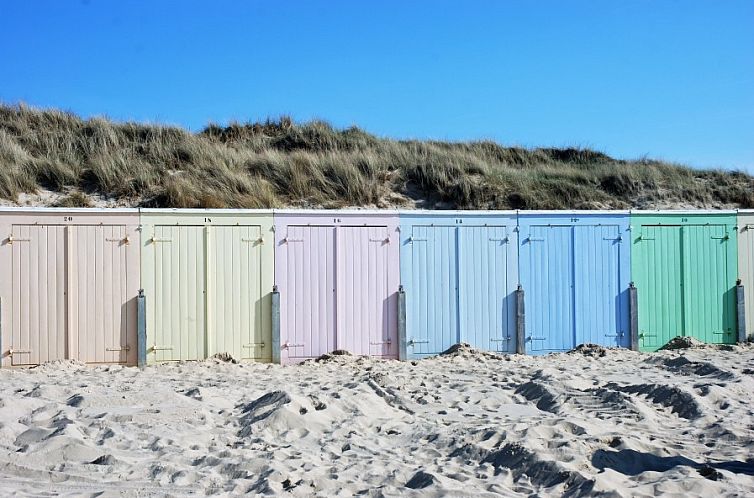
1,1,752,170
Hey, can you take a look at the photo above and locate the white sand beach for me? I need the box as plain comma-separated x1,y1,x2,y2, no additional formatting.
0,343,752,497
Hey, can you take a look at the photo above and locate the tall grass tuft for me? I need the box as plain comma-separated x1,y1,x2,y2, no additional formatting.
0,103,751,209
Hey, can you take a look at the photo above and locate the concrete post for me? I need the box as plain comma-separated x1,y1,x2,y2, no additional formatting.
398,285,407,361
736,281,747,343
515,285,525,354
629,282,639,351
137,289,147,369
271,285,281,364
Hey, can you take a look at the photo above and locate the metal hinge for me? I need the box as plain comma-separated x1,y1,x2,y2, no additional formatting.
106,236,130,245
369,238,390,243
283,238,304,243
150,237,172,243
242,237,264,244
243,342,266,348
106,346,131,352
150,345,174,352
489,237,509,243
282,342,305,349
370,339,392,345
710,235,729,240
408,237,427,242
8,349,32,356
527,237,545,242
490,337,511,342
603,332,625,338
407,339,429,346
7,235,31,244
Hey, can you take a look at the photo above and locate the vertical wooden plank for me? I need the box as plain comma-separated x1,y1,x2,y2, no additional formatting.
239,226,250,359
65,226,74,361
204,225,211,359
102,225,114,363
29,226,41,364
172,226,182,359
37,226,48,363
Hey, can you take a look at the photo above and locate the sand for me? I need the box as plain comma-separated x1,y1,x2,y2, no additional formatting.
0,344,752,497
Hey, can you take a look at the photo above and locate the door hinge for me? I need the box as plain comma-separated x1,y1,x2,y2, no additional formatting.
7,235,31,244
282,342,305,349
603,332,625,338
243,342,266,348
106,236,130,245
106,346,131,352
242,237,265,244
8,349,32,356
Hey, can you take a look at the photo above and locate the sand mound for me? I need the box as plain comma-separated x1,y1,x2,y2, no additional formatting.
208,352,238,363
312,349,354,363
0,346,751,495
568,343,609,357
440,342,505,360
661,336,707,350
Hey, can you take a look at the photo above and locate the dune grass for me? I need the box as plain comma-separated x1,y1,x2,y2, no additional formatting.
0,103,752,209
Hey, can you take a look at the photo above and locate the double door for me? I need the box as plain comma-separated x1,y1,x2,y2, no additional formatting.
147,225,267,362
635,224,736,350
9,224,137,365
407,225,515,355
521,225,626,352
279,225,397,360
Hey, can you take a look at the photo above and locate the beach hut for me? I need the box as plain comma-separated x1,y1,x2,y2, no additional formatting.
631,211,738,351
140,209,274,363
518,211,631,354
0,208,140,367
399,211,519,358
274,210,400,364
736,210,754,342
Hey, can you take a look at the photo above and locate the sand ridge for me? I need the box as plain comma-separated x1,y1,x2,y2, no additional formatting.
0,344,752,496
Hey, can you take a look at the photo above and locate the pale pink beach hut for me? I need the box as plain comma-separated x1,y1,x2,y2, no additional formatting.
273,210,400,364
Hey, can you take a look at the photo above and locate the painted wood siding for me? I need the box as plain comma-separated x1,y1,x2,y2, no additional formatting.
140,211,274,363
631,213,737,351
399,213,519,358
738,212,754,342
0,210,140,367
518,213,631,354
274,212,400,364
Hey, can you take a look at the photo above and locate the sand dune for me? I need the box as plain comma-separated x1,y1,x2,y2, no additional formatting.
0,344,752,496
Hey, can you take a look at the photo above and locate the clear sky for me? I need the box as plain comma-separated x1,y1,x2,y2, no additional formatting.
1,1,752,170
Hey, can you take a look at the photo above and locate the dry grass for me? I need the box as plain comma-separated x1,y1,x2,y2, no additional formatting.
0,103,752,209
